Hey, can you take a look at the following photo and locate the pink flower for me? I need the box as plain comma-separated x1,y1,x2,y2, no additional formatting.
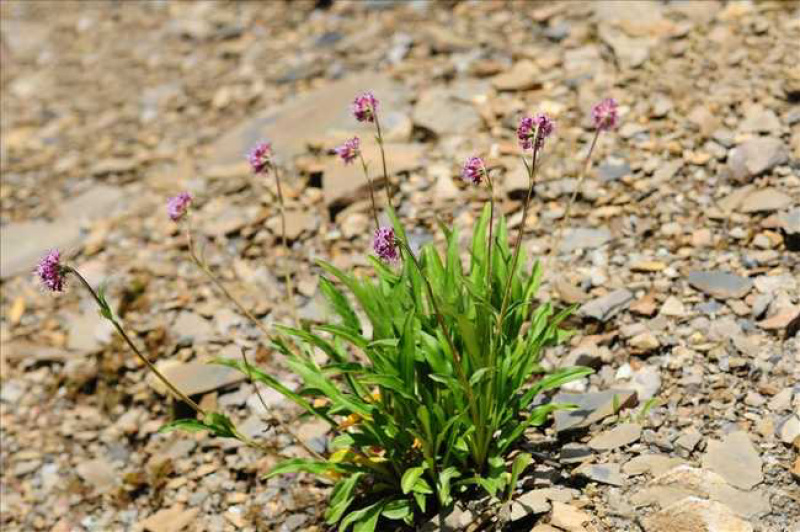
517,113,555,153
462,156,486,185
373,226,399,262
591,98,618,131
335,137,360,165
248,142,273,174
352,92,378,123
167,192,192,222
36,250,66,292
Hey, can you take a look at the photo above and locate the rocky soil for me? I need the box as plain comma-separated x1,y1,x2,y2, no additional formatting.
1,1,798,531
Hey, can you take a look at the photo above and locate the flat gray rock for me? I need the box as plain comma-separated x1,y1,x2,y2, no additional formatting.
413,86,483,137
173,312,214,344
560,443,593,464
687,271,753,299
208,73,410,165
575,462,625,486
728,137,789,181
559,227,611,254
0,219,83,279
701,431,763,490
553,389,637,432
588,423,642,451
419,504,474,532
632,465,770,520
579,289,633,321
149,361,244,397
739,188,793,213
322,142,424,208
509,489,550,521
643,498,754,532
623,454,686,477
76,457,117,493
59,184,125,221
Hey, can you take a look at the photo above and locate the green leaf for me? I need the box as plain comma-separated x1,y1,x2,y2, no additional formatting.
381,499,412,520
340,500,385,532
436,467,461,507
203,412,238,438
326,473,364,524
158,418,208,434
264,458,343,480
507,453,533,502
401,466,425,494
319,276,362,333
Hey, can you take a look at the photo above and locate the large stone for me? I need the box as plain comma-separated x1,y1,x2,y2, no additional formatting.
687,271,753,299
598,26,654,69
623,454,685,477
575,462,625,486
739,188,793,213
0,220,82,279
208,73,410,165
588,423,642,451
739,105,781,135
559,227,611,254
148,361,244,397
579,289,633,321
140,505,199,532
631,465,769,519
643,497,753,532
728,137,789,181
491,61,541,91
701,432,763,490
550,501,591,532
779,207,800,251
413,86,483,137
66,310,114,353
509,490,551,521
322,142,425,208
173,312,214,344
58,185,125,221
76,457,117,493
553,389,636,432
420,504,474,532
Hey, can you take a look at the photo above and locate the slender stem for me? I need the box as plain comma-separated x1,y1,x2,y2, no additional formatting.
65,267,205,416
496,146,539,334
373,113,393,208
358,152,381,230
547,128,602,265
273,165,299,326
484,166,495,294
184,220,273,340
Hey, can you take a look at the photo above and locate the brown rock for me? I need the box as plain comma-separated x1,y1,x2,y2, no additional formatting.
140,505,199,532
491,61,541,91
701,432,763,490
643,497,753,532
550,501,591,532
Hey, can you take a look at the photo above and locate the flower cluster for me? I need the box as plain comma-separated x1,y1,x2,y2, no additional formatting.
335,136,361,165
248,141,273,174
36,250,66,292
591,97,618,131
461,156,486,185
351,92,378,123
167,192,192,222
372,226,398,262
517,113,555,153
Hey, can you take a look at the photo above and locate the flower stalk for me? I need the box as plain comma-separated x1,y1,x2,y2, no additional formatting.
65,266,205,416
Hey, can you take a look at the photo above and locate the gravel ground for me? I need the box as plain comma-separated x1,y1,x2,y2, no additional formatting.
1,1,798,531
